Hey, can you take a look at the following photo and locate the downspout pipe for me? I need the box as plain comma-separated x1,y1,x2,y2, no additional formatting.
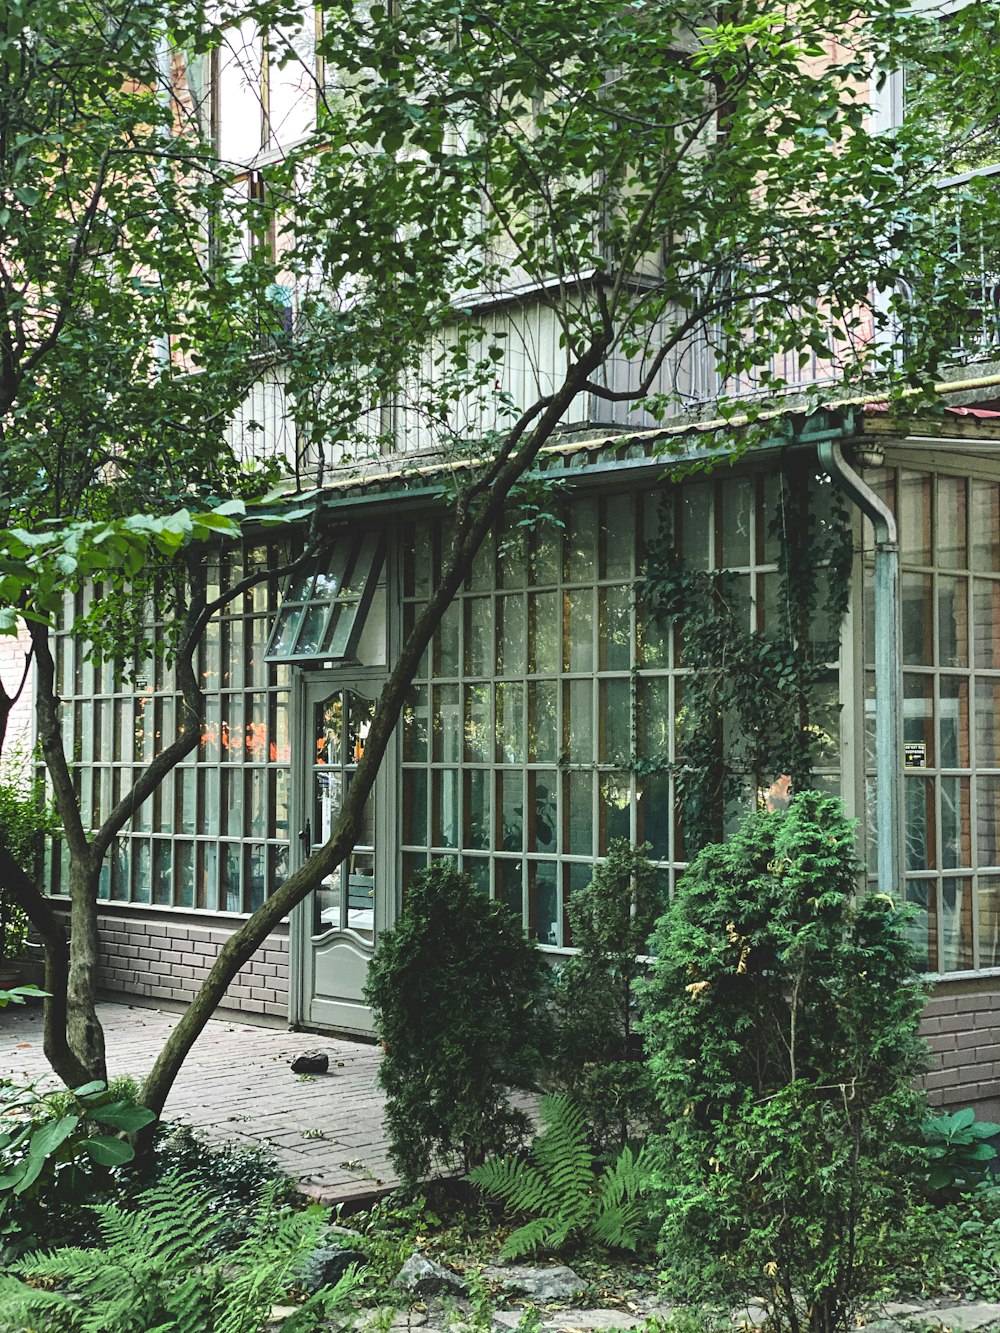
817,440,903,897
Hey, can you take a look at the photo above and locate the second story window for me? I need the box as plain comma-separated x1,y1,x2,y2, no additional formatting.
214,1,320,167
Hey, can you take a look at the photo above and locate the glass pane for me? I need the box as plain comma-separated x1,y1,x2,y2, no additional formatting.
133,840,152,905
500,595,527,676
941,776,972,870
600,587,631,671
176,841,194,908
496,682,524,764
153,841,172,907
469,533,494,591
314,874,341,934
464,684,492,762
976,677,1000,767
637,771,671,860
530,861,559,945
941,877,973,972
899,470,932,565
497,860,523,919
977,775,1000,866
937,474,968,570
402,768,428,846
530,524,561,586
761,473,784,565
222,696,244,761
528,681,558,763
938,576,968,668
972,479,1000,573
465,769,490,850
721,478,752,568
403,687,429,763
432,769,459,848
565,679,594,764
564,770,593,856
638,676,671,759
315,770,343,844
500,771,524,851
465,597,493,677
904,776,935,872
530,592,560,674
978,876,1000,969
903,674,934,768
904,879,934,973
566,496,598,583
940,678,970,768
435,599,460,676
347,846,375,938
637,596,669,667
405,523,432,598
599,771,632,849
974,578,1000,668
433,685,461,763
499,531,527,589
529,771,557,853
249,769,267,838
247,844,266,912
564,590,594,673
808,677,841,768
901,573,934,665
601,494,633,580
680,482,712,570
223,769,243,838
316,693,343,766
600,678,631,763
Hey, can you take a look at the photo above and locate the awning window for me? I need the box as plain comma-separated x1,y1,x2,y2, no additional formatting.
265,530,385,662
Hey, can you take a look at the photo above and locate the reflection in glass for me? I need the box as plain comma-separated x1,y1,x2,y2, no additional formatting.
941,877,973,971
433,769,459,848
529,772,557,851
941,776,971,869
940,678,970,768
496,683,524,764
974,579,1000,668
972,479,1000,573
903,674,934,764
500,770,524,851
530,862,559,944
721,479,752,568
599,773,631,849
565,679,594,763
497,859,523,918
901,573,934,665
601,495,633,579
600,678,631,762
938,576,968,668
528,681,557,763
978,775,1000,867
466,597,493,676
464,685,492,762
566,497,598,583
403,687,429,762
466,769,490,850
937,474,968,569
564,590,594,672
564,771,593,856
899,470,932,566
402,768,428,846
530,592,559,673
979,876,1000,968
500,595,527,675
600,587,631,671
904,776,935,872
976,677,1000,767
904,878,933,972
433,684,462,763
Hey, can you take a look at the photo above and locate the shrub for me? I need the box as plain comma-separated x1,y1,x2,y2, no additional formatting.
641,791,929,1333
468,1093,652,1258
548,841,667,1151
364,860,551,1186
0,1076,157,1252
0,756,58,966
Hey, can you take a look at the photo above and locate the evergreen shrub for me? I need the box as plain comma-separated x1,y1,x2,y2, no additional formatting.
641,791,929,1333
548,840,667,1151
364,860,550,1186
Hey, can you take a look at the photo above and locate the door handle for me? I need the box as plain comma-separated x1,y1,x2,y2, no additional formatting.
298,819,311,852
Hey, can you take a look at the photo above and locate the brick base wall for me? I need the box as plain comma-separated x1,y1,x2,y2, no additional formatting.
920,983,1000,1122
91,906,289,1021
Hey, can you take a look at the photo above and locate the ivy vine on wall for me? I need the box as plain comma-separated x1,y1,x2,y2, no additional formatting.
639,460,853,853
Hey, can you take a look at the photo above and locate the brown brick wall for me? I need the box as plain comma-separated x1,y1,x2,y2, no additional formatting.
920,985,1000,1121
91,906,289,1020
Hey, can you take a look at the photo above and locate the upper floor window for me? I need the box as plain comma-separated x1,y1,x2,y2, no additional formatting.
214,1,320,166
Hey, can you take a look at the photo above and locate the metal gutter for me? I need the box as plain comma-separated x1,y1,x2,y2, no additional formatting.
817,440,903,897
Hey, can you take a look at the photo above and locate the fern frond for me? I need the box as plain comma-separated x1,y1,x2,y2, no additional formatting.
532,1095,594,1233
499,1214,561,1259
468,1156,551,1215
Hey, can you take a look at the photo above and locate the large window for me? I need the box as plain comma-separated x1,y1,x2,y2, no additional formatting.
864,465,1000,973
48,541,295,913
400,473,843,947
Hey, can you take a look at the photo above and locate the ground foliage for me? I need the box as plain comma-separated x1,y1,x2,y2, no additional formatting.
640,469,852,852
364,861,551,1186
548,842,667,1152
468,1094,652,1258
640,791,929,1333
0,1174,361,1333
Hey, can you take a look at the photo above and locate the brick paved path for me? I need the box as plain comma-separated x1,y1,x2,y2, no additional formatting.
0,1000,399,1205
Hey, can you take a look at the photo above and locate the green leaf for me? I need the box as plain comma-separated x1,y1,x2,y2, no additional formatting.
89,1103,157,1132
83,1135,136,1167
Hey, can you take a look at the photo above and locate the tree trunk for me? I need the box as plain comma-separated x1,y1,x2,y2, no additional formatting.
66,855,107,1082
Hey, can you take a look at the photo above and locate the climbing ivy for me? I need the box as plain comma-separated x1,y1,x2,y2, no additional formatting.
639,463,853,852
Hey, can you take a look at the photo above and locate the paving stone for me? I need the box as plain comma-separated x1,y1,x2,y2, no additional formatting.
0,999,399,1205
395,1252,468,1296
491,1310,655,1333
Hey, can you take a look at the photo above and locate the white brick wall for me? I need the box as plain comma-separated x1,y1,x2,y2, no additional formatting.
0,623,32,761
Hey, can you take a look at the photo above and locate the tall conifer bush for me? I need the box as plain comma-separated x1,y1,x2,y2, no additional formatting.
641,792,928,1333
364,862,550,1186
